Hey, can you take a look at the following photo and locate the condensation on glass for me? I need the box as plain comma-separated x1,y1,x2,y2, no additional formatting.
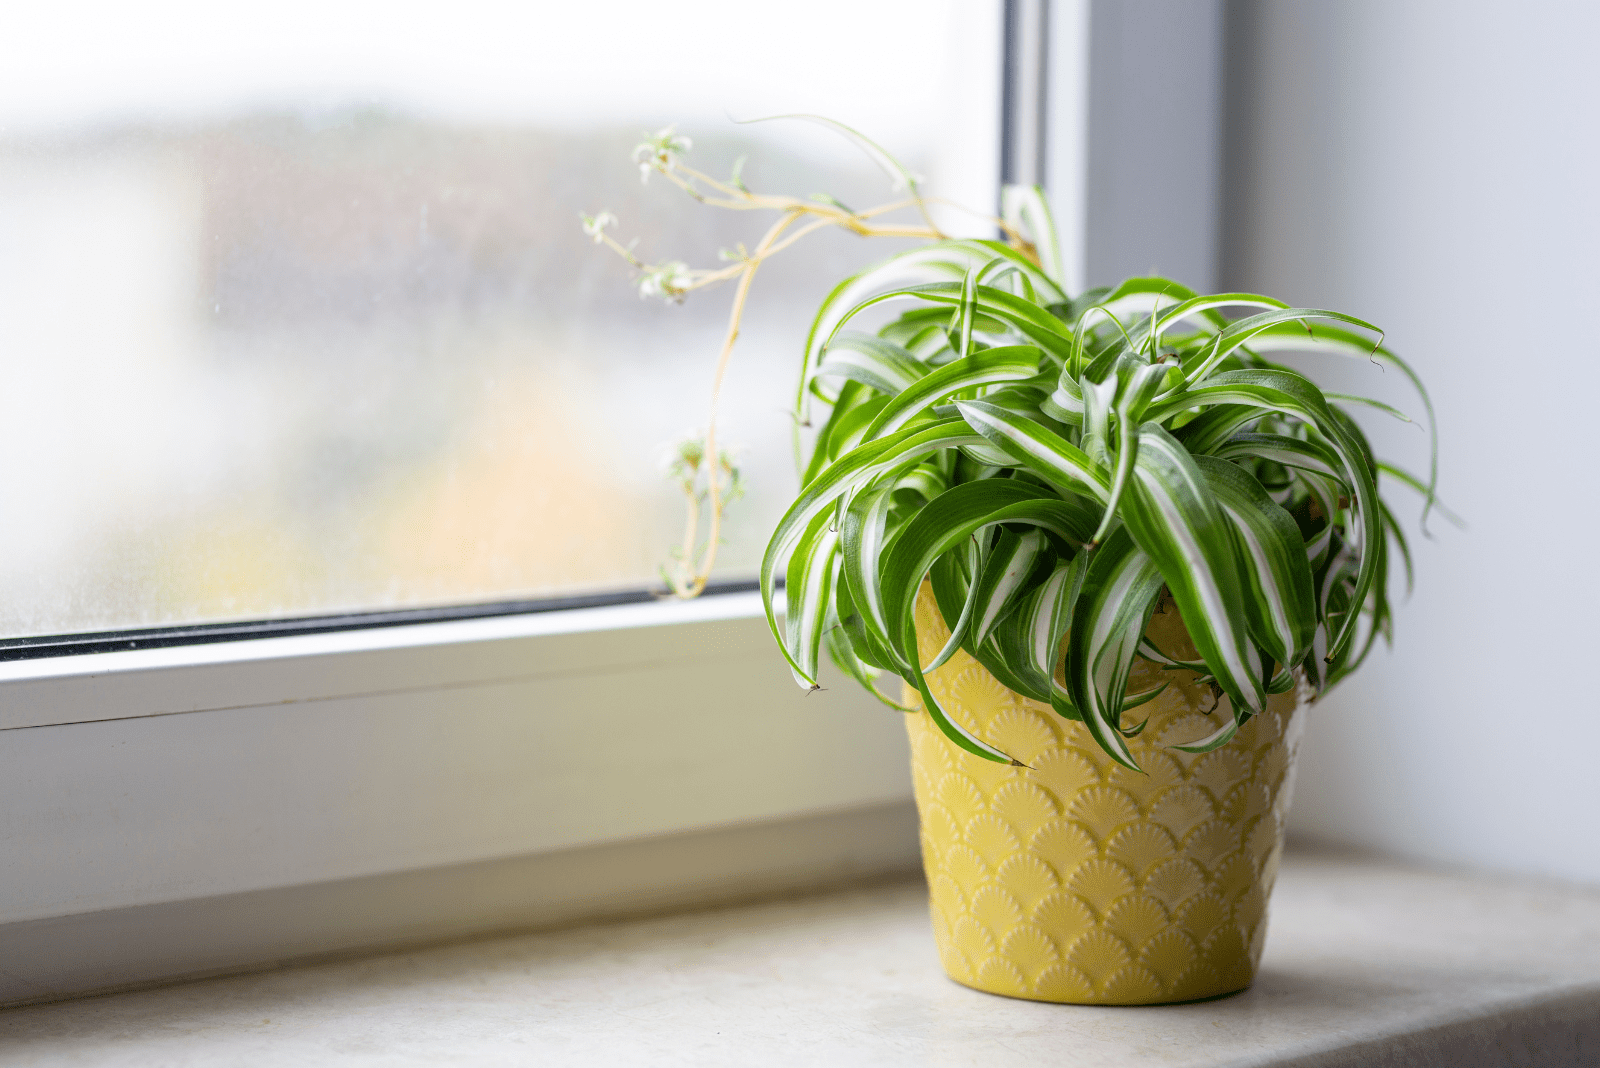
0,1,1000,637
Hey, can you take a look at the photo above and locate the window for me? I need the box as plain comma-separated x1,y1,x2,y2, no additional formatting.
1,0,1000,641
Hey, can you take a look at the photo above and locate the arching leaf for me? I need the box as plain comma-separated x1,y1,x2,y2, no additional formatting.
1000,184,1066,286
861,346,1040,441
955,400,1110,503
1061,529,1165,771
1145,369,1382,664
812,331,928,395
1193,454,1318,670
1120,424,1265,715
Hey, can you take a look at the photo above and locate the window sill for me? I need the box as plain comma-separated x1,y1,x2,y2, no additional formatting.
0,592,911,945
3,847,1596,1066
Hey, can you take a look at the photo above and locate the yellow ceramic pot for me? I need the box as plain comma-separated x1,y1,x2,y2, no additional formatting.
905,587,1303,1004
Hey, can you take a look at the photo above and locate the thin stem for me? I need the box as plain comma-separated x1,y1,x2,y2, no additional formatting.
673,162,756,201
759,217,939,261
594,230,645,269
909,189,946,240
923,195,1029,248
684,209,802,595
673,476,700,596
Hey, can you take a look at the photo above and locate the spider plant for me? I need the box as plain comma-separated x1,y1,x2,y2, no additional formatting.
760,188,1446,772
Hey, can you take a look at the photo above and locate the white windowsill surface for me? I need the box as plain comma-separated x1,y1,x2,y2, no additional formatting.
3,848,1596,1067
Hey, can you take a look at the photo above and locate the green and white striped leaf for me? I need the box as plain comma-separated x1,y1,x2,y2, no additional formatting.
922,538,987,674
1147,292,1285,338
1172,403,1268,456
1193,454,1318,670
877,281,1080,360
799,241,1066,423
832,552,900,675
878,482,1064,763
1120,424,1266,715
1062,529,1165,770
970,527,1050,647
1213,432,1347,484
1295,469,1343,567
1021,554,1089,704
955,400,1111,504
894,462,949,503
971,553,1091,714
1164,700,1245,754
881,482,1099,662
825,557,918,709
861,346,1040,442
763,420,988,685
956,439,1016,467
1115,356,1176,423
811,393,890,475
1138,629,1208,673
904,657,1020,765
1090,356,1173,546
838,484,899,666
812,331,927,395
1181,308,1382,385
1042,370,1085,424
1240,319,1439,530
801,381,869,485
783,508,840,689
931,553,1054,703
1092,277,1203,324
953,263,981,358
1145,369,1382,664
823,609,914,712
879,480,1047,664
1080,374,1117,468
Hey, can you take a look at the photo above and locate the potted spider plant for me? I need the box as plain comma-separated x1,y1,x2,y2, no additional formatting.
759,196,1441,1003
589,122,1441,1005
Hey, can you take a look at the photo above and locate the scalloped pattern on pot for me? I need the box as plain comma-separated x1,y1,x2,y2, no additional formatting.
906,588,1304,1005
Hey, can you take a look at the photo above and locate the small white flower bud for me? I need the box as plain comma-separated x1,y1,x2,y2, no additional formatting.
580,210,617,243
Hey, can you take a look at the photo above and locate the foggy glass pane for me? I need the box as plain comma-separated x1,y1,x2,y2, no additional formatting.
0,1,999,637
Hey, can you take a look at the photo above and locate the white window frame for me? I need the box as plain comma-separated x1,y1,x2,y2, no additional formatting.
0,592,926,1003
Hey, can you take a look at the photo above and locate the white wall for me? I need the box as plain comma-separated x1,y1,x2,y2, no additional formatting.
1220,0,1600,883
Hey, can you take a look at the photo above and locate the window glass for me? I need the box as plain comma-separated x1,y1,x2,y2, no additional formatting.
0,1,999,637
